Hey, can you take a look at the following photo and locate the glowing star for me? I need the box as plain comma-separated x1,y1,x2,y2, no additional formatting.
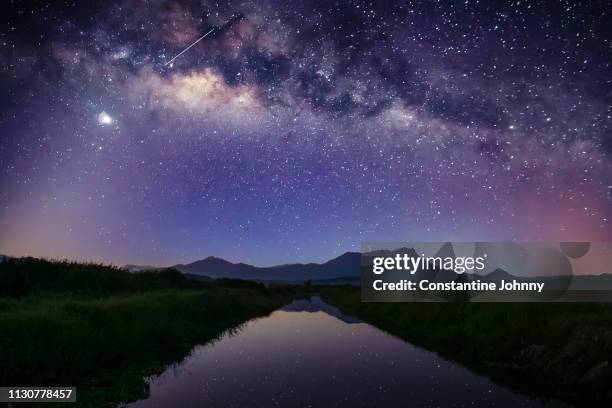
97,111,113,126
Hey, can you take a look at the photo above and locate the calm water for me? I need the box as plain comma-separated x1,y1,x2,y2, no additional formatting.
127,297,566,408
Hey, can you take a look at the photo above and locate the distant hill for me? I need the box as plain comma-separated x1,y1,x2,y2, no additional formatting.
124,264,163,272
173,252,361,281
174,256,258,278
124,247,612,289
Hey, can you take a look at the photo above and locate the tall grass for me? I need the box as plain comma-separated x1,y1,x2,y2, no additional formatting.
0,258,300,406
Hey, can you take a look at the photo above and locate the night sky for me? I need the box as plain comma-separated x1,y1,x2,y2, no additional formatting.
0,0,611,266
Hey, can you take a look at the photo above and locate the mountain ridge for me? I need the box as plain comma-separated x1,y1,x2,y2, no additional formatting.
124,251,612,289
172,251,362,281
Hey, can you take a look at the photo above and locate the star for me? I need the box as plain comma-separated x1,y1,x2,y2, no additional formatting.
97,111,114,126
0,0,610,266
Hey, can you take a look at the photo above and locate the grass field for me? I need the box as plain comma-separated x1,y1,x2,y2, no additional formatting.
321,286,612,406
3,257,611,407
0,257,303,407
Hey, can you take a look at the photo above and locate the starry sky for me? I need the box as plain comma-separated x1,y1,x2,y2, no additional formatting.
0,0,611,266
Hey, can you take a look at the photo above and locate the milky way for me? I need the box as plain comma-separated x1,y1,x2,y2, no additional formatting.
0,0,611,266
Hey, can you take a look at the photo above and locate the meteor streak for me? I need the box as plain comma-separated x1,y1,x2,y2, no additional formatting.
164,28,215,67
164,13,245,67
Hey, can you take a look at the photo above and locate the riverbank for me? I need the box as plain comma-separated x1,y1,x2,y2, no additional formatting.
321,286,612,407
0,258,304,407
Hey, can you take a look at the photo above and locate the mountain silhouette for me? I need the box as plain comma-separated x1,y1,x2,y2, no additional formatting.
123,248,612,289
172,252,361,281
434,242,456,258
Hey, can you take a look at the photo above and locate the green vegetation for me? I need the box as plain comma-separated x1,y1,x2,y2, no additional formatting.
321,286,612,406
0,258,303,407
4,257,611,407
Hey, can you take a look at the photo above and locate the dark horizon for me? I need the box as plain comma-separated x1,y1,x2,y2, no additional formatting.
5,242,612,281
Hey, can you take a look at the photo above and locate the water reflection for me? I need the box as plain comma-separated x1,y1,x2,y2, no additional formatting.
127,297,566,408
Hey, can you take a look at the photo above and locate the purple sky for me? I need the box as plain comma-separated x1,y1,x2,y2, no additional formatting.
0,0,611,266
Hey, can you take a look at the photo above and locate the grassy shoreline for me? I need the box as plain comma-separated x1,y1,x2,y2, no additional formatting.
4,257,611,407
320,286,612,407
0,258,304,407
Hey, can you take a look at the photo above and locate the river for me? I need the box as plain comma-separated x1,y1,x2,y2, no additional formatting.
126,296,567,407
